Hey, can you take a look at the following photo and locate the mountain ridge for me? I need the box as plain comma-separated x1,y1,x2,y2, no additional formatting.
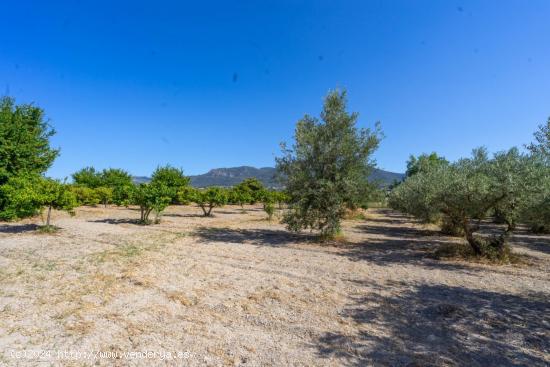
134,166,404,188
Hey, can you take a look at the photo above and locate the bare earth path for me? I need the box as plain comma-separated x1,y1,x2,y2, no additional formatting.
0,205,548,366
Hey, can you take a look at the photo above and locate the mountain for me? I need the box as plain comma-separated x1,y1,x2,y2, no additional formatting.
133,166,404,188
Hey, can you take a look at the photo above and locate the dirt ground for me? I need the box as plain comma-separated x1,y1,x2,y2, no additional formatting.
0,205,548,366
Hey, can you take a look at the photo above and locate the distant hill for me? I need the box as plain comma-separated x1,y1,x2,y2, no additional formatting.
133,166,403,188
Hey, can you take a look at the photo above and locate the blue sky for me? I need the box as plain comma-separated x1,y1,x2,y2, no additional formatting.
1,1,549,178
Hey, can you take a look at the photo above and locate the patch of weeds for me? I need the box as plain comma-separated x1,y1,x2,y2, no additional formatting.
37,225,61,234
32,261,57,271
344,209,367,221
434,242,525,265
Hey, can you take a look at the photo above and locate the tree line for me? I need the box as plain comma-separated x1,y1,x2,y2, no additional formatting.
388,120,550,260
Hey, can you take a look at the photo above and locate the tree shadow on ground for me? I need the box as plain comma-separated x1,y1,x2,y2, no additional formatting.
193,227,317,247
511,231,550,255
163,213,205,218
0,223,40,234
88,218,142,225
314,283,549,367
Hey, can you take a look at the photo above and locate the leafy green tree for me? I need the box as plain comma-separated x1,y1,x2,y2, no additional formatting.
260,190,276,221
150,165,189,203
227,187,253,209
131,183,172,224
526,117,550,160
69,185,100,206
36,178,78,228
390,148,539,260
100,168,133,188
276,90,382,239
522,119,550,232
0,174,43,220
405,152,448,177
72,167,102,188
189,187,228,216
0,97,59,185
234,178,265,204
95,186,113,208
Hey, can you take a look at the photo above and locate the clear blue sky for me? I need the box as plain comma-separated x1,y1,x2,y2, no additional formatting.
1,1,549,178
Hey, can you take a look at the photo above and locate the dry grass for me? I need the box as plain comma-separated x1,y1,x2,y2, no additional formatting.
0,205,548,366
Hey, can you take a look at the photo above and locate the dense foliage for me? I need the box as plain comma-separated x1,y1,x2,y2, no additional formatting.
389,138,549,260
131,183,172,224
276,90,382,239
187,187,228,217
150,165,190,203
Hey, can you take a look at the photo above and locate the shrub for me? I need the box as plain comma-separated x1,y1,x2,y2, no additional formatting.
95,186,113,207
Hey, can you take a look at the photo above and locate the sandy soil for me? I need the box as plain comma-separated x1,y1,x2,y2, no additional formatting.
0,205,548,366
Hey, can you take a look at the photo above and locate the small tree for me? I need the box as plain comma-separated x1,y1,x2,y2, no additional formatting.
131,183,172,224
405,153,448,178
234,178,265,204
190,187,228,217
228,187,252,210
95,187,113,208
260,190,276,221
69,185,100,206
151,165,190,203
72,167,102,188
36,178,78,229
276,89,382,239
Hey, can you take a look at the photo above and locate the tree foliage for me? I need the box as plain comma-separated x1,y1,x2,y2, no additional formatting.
150,165,189,203
276,90,382,239
389,147,544,260
234,178,265,204
187,187,228,217
406,152,448,177
131,183,172,224
0,97,59,185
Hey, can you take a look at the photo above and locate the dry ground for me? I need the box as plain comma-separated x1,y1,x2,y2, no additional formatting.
0,205,548,366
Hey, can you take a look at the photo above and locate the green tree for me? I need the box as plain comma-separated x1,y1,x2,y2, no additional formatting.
0,174,43,220
522,119,550,232
234,178,265,204
36,178,78,228
260,190,276,221
150,165,189,203
189,187,228,217
0,97,59,185
405,152,448,177
95,186,113,208
69,185,100,206
72,167,102,188
131,183,172,224
227,187,253,209
389,148,539,260
276,90,382,239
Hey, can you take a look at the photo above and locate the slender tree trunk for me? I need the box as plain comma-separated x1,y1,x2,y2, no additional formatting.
200,204,208,216
46,205,52,227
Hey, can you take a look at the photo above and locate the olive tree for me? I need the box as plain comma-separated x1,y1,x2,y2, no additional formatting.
276,89,382,239
390,148,538,260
